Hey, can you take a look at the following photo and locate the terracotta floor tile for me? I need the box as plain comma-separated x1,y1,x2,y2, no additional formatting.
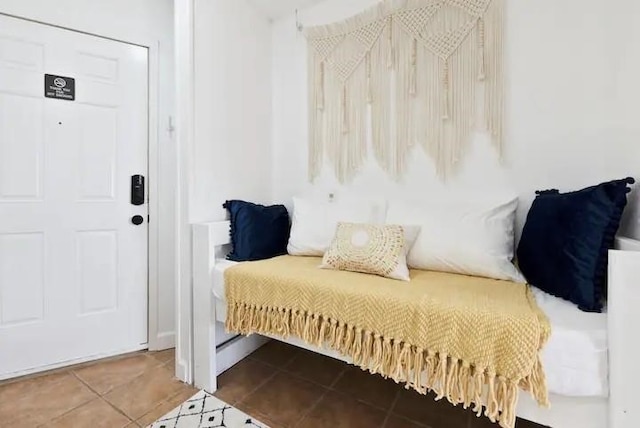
333,366,401,409
283,349,347,387
73,354,162,395
135,385,200,427
384,415,429,428
249,340,300,367
238,371,323,427
0,372,96,427
149,348,175,365
297,390,387,428
392,388,471,428
48,397,131,428
103,366,186,420
214,358,277,405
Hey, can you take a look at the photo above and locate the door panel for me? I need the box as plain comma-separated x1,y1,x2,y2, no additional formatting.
0,94,44,200
0,15,148,378
0,233,44,325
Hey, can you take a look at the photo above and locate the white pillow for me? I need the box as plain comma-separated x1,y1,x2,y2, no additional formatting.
386,197,526,282
287,197,386,256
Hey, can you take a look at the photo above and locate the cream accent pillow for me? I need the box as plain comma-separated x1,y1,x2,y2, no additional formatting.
320,223,419,281
287,197,387,256
386,197,526,282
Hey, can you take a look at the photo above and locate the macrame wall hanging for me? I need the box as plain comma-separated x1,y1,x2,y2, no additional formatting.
305,0,504,183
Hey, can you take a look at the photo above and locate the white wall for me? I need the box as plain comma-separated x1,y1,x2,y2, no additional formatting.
271,0,640,239
0,0,177,347
609,0,640,239
192,0,273,223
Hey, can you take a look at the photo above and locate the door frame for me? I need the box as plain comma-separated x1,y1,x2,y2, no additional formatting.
0,12,165,353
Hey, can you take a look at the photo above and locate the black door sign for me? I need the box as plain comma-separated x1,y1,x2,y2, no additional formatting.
44,74,75,101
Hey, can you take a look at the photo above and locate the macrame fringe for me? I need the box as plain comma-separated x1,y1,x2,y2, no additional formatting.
226,301,548,428
306,0,505,183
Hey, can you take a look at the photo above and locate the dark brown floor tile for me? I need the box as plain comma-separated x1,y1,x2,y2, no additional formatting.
48,397,131,428
333,366,401,410
249,340,300,367
468,413,497,428
384,414,429,428
238,371,323,427
297,390,387,428
103,366,186,420
241,408,287,428
0,372,96,427
73,354,162,395
516,418,548,428
392,388,470,428
284,349,347,387
136,386,200,426
214,358,278,405
468,414,548,428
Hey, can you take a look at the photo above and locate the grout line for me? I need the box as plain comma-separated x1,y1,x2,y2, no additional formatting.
381,389,402,428
70,371,135,422
291,388,328,428
328,366,349,389
146,348,175,366
132,387,197,426
230,362,281,406
279,363,346,391
35,374,100,427
97,396,138,427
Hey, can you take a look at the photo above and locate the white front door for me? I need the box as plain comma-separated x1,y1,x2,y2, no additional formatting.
0,15,148,379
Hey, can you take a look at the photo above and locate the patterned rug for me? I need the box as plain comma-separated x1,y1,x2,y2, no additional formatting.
147,390,269,428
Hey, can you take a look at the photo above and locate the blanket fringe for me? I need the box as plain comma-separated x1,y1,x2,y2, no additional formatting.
226,302,547,428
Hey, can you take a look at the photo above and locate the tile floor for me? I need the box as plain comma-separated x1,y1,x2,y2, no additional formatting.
0,349,198,428
0,342,549,428
216,341,549,428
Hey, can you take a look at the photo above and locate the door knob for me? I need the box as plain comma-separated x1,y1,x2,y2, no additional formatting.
132,215,144,225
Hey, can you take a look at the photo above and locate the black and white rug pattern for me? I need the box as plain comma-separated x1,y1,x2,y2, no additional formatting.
147,390,269,428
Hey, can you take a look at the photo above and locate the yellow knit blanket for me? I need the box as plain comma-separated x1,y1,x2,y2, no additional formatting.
225,256,550,428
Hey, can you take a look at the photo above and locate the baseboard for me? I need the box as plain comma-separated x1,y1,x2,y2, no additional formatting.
175,357,190,383
215,335,270,377
150,332,175,351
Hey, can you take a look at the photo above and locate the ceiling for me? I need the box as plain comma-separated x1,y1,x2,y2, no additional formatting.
247,0,326,20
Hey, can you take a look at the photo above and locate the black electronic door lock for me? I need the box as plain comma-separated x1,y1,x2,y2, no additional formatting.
131,175,145,205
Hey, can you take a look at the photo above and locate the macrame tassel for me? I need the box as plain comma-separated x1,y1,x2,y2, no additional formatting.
477,18,486,81
409,38,417,95
341,85,349,134
442,59,450,120
387,17,394,69
366,52,373,103
317,61,325,109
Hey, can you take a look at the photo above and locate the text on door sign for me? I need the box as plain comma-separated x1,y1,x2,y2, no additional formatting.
44,74,75,101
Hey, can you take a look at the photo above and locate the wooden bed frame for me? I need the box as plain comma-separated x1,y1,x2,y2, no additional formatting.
192,221,640,428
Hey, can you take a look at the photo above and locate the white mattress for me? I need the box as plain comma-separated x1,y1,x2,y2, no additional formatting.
532,287,608,397
212,260,238,346
211,261,608,397
213,260,236,301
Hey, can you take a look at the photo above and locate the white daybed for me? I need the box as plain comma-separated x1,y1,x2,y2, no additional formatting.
193,221,640,428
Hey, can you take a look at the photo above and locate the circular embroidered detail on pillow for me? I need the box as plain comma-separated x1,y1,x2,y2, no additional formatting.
324,223,404,277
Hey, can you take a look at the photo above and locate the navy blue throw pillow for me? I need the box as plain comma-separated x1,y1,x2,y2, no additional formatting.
517,178,634,312
223,200,291,262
